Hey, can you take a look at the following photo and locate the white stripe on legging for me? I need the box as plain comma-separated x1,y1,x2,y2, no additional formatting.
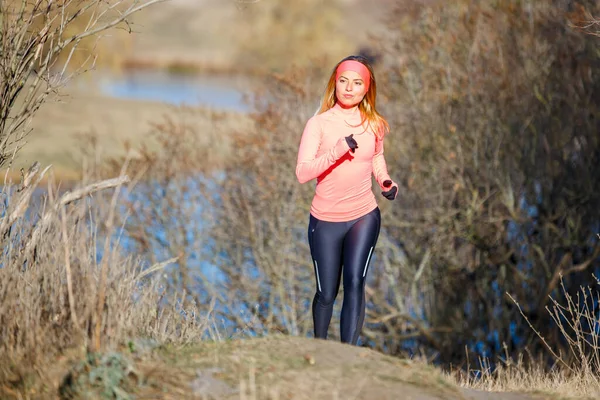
314,260,322,292
363,247,374,277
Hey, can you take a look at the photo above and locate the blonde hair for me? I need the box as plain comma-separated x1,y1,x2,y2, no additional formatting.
316,55,390,140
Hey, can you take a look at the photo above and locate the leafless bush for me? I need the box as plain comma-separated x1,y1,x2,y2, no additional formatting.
96,67,333,339
90,104,263,338
206,68,327,337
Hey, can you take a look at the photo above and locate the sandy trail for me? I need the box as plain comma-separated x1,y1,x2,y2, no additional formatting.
152,336,560,400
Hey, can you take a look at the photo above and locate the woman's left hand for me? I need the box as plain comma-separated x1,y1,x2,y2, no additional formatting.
381,180,398,200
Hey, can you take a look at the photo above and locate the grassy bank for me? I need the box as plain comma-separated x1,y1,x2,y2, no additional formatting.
2,86,252,187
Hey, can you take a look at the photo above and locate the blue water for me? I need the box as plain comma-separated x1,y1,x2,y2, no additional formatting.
97,70,253,112
116,172,227,281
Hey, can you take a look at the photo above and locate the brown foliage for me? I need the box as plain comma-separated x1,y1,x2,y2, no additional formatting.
370,0,600,365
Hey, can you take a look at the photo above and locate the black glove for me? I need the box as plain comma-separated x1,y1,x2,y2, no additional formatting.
381,179,398,200
345,134,358,153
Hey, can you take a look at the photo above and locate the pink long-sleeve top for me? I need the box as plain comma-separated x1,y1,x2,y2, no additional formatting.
296,102,392,222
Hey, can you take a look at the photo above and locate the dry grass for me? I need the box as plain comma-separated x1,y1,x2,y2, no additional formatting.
449,280,600,399
0,161,217,398
457,364,598,399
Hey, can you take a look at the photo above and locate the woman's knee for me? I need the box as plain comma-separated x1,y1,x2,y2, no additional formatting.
315,290,337,306
344,275,365,292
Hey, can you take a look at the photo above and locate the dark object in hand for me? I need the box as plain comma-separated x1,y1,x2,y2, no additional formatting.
345,134,358,153
381,180,397,200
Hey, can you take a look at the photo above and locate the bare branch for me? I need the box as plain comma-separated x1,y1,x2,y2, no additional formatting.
0,0,167,168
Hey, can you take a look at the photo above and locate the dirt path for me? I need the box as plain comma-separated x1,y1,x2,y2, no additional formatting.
11,336,579,399
462,389,541,400
133,336,561,400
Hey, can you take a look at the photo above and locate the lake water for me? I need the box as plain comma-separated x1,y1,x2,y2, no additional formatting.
90,69,255,111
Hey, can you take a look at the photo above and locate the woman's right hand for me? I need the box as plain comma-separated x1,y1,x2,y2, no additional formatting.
345,134,359,153
332,135,357,159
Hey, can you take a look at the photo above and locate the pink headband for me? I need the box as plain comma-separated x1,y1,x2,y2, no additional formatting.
335,60,371,91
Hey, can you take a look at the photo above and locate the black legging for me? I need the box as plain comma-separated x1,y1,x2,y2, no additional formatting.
307,207,381,345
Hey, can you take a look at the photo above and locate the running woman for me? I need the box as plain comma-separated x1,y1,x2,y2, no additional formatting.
296,55,398,345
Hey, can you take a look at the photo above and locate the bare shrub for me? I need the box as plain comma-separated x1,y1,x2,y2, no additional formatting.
205,68,327,337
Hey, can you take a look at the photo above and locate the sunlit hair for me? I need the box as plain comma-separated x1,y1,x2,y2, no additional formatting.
316,55,390,140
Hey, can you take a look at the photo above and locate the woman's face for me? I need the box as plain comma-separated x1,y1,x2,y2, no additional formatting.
335,70,368,107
